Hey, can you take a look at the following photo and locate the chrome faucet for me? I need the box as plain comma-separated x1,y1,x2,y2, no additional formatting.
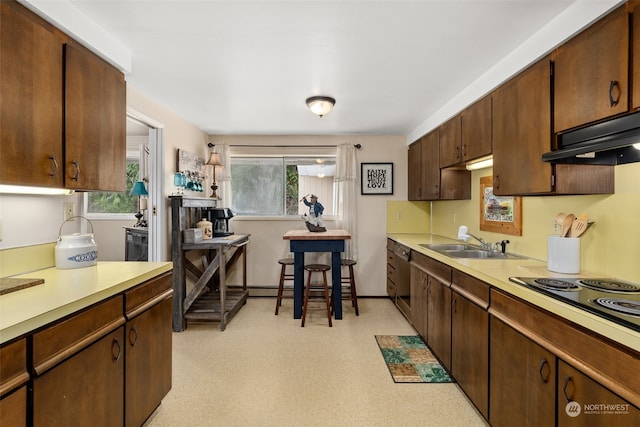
467,233,493,251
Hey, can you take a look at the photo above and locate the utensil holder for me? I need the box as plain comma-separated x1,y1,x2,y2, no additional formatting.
547,236,580,274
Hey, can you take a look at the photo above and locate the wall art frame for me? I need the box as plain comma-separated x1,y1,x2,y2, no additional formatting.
361,162,393,195
479,176,522,236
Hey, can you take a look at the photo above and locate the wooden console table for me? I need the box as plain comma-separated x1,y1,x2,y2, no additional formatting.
170,196,249,331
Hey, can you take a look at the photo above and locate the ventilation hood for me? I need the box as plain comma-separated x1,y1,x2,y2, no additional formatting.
542,111,640,165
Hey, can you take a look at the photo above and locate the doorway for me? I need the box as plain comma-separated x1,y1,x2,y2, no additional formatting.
127,109,166,262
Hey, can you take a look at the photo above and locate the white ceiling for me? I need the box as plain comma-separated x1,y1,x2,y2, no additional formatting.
61,0,593,137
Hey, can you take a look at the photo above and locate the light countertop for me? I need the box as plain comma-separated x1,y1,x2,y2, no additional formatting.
0,261,173,344
388,233,640,353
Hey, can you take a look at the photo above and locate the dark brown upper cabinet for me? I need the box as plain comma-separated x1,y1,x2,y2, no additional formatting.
408,131,440,201
460,95,492,162
633,2,640,110
554,5,629,133
438,115,461,168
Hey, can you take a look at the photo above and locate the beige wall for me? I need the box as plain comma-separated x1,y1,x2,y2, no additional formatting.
430,163,640,282
221,135,407,296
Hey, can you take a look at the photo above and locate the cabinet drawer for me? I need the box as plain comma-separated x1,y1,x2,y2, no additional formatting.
32,295,125,375
387,278,396,296
387,263,396,282
411,251,452,284
452,270,489,307
125,271,173,319
0,338,28,397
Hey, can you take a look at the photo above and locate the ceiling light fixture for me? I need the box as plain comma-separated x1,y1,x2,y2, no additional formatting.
306,96,335,117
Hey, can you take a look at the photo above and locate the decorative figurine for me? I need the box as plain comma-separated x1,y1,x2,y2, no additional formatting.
302,194,326,232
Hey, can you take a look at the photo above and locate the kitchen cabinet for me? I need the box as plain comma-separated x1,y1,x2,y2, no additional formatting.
554,5,629,133
411,251,452,369
410,262,428,340
124,274,173,427
0,1,64,188
0,338,28,427
633,2,640,109
489,316,555,427
450,270,489,419
492,55,614,195
460,95,492,163
408,131,440,201
30,272,173,426
65,41,126,191
408,130,470,201
32,296,126,426
439,115,461,168
558,360,640,427
439,96,492,168
386,240,398,300
0,1,126,192
490,288,640,417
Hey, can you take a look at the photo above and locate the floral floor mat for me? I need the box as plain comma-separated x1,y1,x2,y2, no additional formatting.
375,335,454,383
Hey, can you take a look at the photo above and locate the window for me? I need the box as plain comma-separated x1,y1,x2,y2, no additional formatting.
86,157,141,218
230,155,336,216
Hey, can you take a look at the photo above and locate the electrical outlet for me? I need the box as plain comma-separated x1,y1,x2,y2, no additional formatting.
64,202,76,220
396,210,403,220
450,212,456,223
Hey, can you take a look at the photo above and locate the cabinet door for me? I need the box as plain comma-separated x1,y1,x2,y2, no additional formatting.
451,291,488,418
633,2,640,109
439,115,461,168
0,386,27,427
407,140,422,200
489,317,555,427
492,57,552,195
460,95,492,162
126,298,173,427
554,7,629,132
33,327,125,427
410,265,428,340
65,42,126,191
558,360,640,427
421,130,440,200
426,276,451,370
0,1,63,187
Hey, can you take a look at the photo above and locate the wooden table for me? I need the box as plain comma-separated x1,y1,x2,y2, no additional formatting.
283,229,351,320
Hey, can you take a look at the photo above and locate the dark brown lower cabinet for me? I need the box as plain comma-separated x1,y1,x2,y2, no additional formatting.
125,297,173,427
451,290,488,419
0,387,27,427
33,327,125,426
558,360,640,427
410,264,428,340
489,316,555,427
426,276,451,370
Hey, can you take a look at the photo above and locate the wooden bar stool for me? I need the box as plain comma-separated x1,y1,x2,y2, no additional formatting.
274,258,294,315
332,258,359,316
301,264,332,327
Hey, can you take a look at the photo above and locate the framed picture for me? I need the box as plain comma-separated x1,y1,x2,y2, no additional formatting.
361,163,393,195
479,176,522,236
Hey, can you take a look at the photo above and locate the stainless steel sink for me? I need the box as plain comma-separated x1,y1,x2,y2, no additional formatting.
419,243,479,251
419,243,525,260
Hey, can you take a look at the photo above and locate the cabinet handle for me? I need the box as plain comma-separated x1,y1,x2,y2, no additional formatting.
49,155,59,178
452,297,457,314
128,325,139,347
538,358,550,383
111,338,122,362
609,80,620,107
71,160,80,181
562,376,574,402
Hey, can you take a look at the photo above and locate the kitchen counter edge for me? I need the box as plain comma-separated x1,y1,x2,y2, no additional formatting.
388,233,640,353
0,261,173,344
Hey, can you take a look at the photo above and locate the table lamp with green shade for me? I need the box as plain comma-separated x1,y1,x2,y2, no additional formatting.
131,180,148,227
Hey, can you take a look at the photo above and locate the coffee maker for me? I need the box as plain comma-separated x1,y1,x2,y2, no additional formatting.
205,208,234,237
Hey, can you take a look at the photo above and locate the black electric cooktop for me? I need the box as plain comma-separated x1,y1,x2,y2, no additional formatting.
509,277,640,332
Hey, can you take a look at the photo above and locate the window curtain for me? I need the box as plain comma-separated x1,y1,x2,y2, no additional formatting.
334,143,358,260
217,142,232,208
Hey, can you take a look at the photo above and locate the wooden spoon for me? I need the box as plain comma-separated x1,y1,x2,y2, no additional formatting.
562,213,574,237
555,212,566,235
570,214,589,238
